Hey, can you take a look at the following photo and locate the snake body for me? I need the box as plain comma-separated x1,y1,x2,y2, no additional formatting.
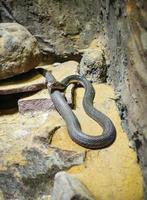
38,68,116,149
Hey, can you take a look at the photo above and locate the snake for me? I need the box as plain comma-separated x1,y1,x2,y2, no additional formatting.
37,68,116,149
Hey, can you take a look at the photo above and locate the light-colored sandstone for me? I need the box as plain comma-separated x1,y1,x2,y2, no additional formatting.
0,69,46,95
0,23,40,80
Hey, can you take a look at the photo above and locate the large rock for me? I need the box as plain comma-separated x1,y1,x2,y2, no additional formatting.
0,69,46,95
80,49,108,82
0,23,40,80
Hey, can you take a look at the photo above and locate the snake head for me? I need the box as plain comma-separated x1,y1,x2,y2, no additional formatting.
48,81,66,93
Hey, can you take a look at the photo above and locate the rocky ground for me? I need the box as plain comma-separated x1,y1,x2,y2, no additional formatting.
0,61,144,199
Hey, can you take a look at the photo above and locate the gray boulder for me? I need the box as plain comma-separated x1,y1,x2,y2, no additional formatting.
0,23,40,80
51,171,95,200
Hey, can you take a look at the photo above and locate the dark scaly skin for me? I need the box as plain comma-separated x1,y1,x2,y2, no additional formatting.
37,68,116,149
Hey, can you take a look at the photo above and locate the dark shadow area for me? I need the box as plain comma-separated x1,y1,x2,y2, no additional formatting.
0,91,38,115
0,94,19,115
40,51,83,65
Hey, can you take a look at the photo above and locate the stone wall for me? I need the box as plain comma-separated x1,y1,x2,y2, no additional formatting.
103,0,147,195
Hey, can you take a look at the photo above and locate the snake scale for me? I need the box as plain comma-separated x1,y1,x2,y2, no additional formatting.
37,68,116,149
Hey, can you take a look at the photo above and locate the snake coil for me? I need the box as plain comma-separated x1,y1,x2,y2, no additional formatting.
38,68,116,149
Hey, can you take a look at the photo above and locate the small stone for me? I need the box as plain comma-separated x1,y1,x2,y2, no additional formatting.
53,63,61,67
18,89,53,114
80,49,107,82
18,86,73,114
51,171,95,200
37,195,51,200
0,23,40,80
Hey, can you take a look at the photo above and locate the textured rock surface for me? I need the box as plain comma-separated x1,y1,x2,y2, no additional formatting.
52,171,94,200
126,2,147,195
0,23,40,79
0,148,85,200
99,0,147,195
80,49,108,82
0,109,85,199
0,69,46,95
18,89,56,114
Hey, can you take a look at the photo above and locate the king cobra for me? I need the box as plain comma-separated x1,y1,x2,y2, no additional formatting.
37,68,116,149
